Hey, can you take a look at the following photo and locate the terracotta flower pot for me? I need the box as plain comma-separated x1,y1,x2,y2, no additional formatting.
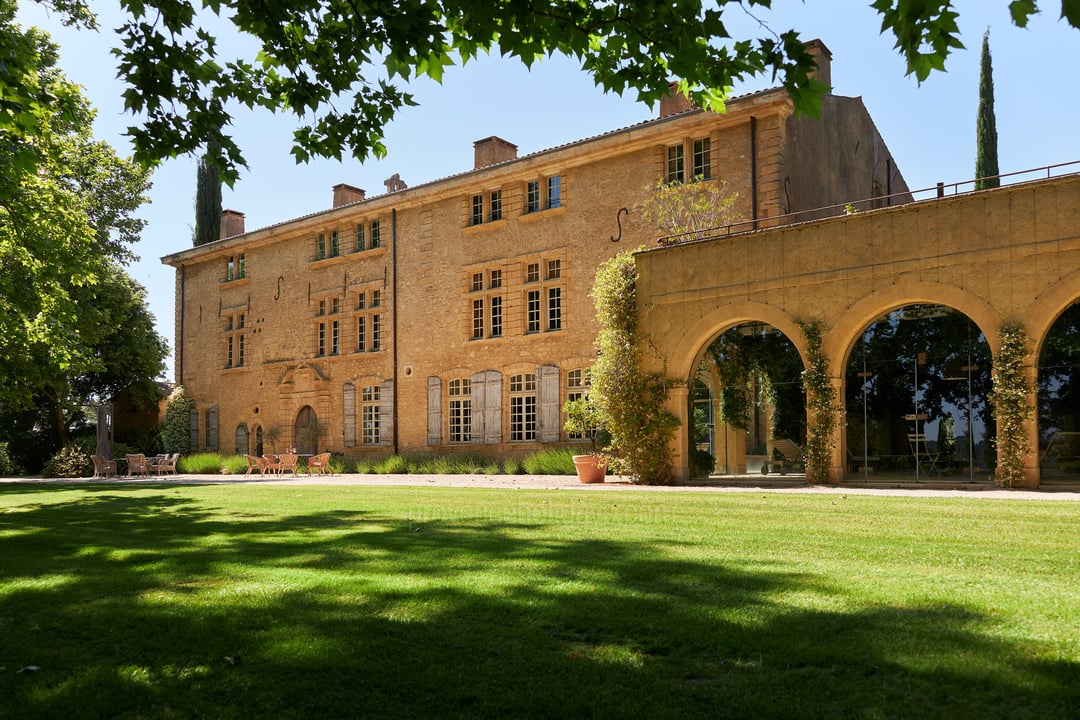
572,455,607,483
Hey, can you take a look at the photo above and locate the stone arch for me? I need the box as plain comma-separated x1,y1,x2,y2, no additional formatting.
829,282,1004,483
1030,272,1080,484
294,405,319,455
678,303,808,477
1027,268,1080,356
828,280,1003,364
669,301,808,382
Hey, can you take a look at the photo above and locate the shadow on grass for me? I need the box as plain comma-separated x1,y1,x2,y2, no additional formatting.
0,489,1076,719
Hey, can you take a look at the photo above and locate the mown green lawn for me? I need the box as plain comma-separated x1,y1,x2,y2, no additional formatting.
1,483,1077,719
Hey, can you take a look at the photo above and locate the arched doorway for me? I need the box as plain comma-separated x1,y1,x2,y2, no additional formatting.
294,406,321,455
1038,300,1080,483
845,304,992,482
693,322,805,476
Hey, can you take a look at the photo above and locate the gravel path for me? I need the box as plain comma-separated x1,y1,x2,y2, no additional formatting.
2,473,1079,500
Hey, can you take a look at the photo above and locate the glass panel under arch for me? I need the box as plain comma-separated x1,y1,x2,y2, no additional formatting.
845,304,992,482
1038,301,1080,482
694,323,805,475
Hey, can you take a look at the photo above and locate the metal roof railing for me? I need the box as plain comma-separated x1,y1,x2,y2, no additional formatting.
655,160,1080,247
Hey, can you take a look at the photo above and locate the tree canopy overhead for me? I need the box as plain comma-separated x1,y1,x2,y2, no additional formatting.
9,1,1080,185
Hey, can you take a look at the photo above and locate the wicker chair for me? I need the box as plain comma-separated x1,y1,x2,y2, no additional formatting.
306,452,333,476
126,454,151,478
91,455,117,479
245,454,268,476
263,454,283,474
277,453,300,477
155,453,179,475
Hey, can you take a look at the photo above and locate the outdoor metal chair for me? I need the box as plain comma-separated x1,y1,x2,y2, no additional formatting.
908,433,942,475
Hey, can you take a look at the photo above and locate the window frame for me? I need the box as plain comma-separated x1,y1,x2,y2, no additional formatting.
509,373,538,442
448,378,472,443
692,137,712,180
666,144,685,184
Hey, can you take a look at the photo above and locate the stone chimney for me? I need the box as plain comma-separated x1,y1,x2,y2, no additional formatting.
332,183,366,208
384,173,407,193
473,136,518,169
220,209,245,239
659,81,694,118
804,38,832,93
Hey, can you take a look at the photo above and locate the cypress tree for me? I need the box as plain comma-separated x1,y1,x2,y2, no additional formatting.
975,28,999,190
193,141,222,246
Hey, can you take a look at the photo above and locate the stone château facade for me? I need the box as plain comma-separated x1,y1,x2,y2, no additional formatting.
162,41,910,462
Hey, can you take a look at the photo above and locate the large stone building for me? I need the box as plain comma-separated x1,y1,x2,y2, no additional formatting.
162,41,911,463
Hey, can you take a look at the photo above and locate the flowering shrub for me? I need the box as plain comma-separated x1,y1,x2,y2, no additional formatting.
589,249,679,484
798,320,837,484
988,324,1033,487
163,386,195,454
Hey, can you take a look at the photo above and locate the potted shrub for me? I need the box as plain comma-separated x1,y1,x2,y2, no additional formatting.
563,397,608,483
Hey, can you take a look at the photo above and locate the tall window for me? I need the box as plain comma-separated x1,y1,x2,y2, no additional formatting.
547,175,561,209
567,369,588,438
693,137,712,180
316,232,326,260
467,267,503,341
330,320,340,355
526,290,541,334
226,254,246,281
354,289,382,353
329,229,340,257
526,180,541,213
224,312,245,368
471,194,484,225
355,222,365,251
449,378,471,443
510,373,537,442
490,190,502,221
317,321,327,356
370,220,381,248
547,287,562,331
666,144,685,184
490,296,503,338
472,298,484,339
362,385,380,444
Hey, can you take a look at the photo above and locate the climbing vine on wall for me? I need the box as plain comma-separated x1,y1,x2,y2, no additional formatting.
589,248,680,484
798,320,837,483
988,324,1032,487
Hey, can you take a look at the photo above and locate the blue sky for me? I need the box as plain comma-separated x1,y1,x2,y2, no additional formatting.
15,1,1080,379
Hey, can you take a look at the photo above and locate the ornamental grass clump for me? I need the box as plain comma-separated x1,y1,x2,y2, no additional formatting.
589,249,679,484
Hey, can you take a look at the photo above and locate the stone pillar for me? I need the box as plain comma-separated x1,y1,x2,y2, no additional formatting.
666,384,691,483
